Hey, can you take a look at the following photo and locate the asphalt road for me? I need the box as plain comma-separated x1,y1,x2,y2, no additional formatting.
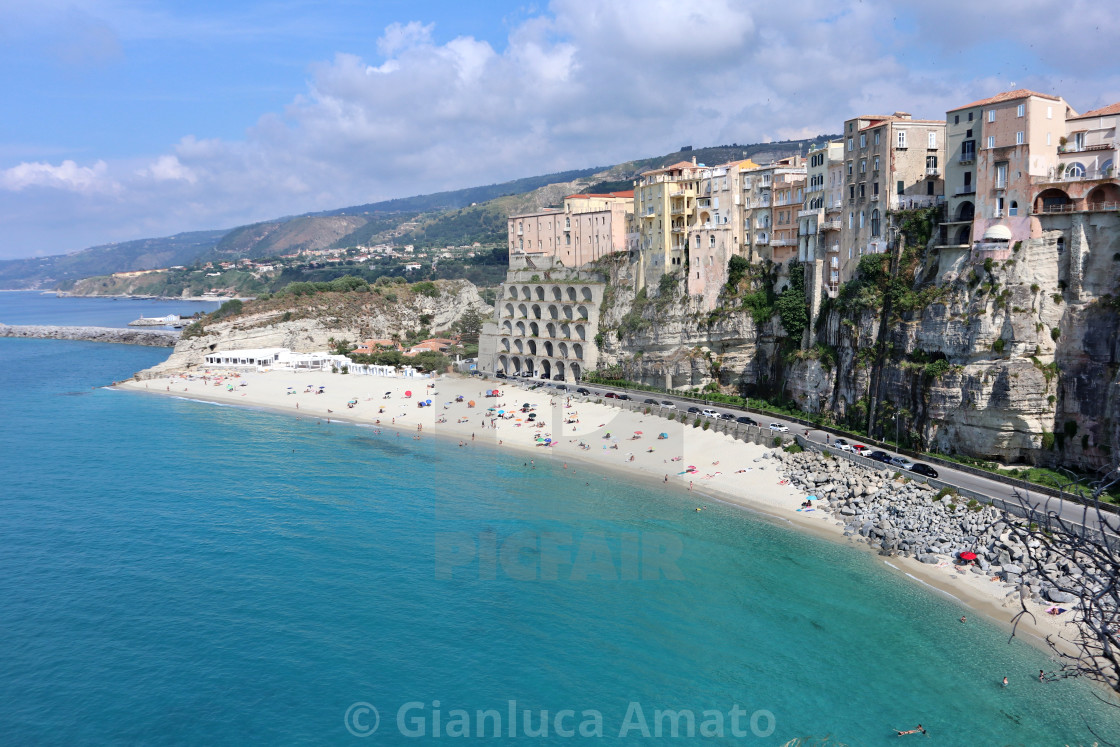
504,376,1115,534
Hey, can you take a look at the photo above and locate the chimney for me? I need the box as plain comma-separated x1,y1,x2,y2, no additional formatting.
893,112,912,120
692,156,697,165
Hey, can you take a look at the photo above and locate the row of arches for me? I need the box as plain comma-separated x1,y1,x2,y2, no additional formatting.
507,284,595,303
500,320,587,340
1034,184,1120,213
501,303,591,321
499,338,585,360
497,355,582,382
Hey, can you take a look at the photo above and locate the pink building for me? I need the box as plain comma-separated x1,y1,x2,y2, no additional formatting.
507,192,632,267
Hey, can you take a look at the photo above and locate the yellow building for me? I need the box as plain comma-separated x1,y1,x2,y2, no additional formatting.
632,160,703,290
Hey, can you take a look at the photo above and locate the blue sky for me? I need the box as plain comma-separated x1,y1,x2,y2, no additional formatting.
1,0,1117,260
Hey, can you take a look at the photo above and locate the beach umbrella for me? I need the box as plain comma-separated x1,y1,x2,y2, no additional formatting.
659,432,668,438
425,399,432,405
405,390,412,397
468,400,476,407
634,430,643,435
960,551,978,561
497,410,505,415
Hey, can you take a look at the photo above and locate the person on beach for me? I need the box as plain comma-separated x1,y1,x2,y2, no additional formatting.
1002,677,1008,687
1039,669,1045,682
895,725,925,736
960,616,966,624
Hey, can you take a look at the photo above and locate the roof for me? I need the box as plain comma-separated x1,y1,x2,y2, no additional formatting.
1069,102,1120,120
641,160,699,176
564,190,634,199
948,89,1061,113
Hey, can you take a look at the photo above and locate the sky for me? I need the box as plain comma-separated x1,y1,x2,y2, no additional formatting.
1,0,1118,260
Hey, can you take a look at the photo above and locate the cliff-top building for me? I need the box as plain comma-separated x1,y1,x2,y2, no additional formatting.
633,159,703,290
507,191,632,268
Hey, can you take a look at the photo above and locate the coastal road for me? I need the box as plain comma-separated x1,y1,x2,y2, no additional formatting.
516,378,1115,534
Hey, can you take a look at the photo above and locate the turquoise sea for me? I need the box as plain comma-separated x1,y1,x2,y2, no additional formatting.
1,296,1118,744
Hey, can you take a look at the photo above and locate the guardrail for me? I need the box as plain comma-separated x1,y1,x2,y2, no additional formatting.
579,377,1117,513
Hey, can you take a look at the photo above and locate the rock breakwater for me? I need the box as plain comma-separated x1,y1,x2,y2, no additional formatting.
0,323,179,347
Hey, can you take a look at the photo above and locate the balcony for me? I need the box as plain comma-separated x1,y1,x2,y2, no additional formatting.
798,208,819,218
771,238,795,247
755,235,770,246
870,194,879,201
819,219,842,232
953,187,976,196
927,167,940,176
827,244,840,253
958,152,975,164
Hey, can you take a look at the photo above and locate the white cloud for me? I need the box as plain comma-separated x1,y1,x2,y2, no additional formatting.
5,0,1120,259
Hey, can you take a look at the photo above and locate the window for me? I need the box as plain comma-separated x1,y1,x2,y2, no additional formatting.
1067,163,1085,177
709,235,715,247
873,156,880,171
1046,132,1052,146
926,155,938,169
1016,131,1024,145
859,211,864,228
996,196,1005,217
848,212,854,228
849,185,855,199
847,137,853,151
897,180,905,195
873,181,879,196
1009,201,1018,216
966,129,972,138
1074,132,1085,150
928,131,937,149
954,114,960,125
1017,104,1025,117
927,181,934,195
987,136,995,149
968,112,973,122
1047,106,1053,119
988,110,996,122
847,161,853,176
858,184,865,198
874,131,881,145
860,133,867,148
896,130,907,148
995,162,1008,189
860,159,866,173
871,209,881,237
964,171,972,188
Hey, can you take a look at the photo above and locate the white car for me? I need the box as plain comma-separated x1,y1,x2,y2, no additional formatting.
768,423,789,433
701,408,719,418
661,401,677,409
833,438,854,452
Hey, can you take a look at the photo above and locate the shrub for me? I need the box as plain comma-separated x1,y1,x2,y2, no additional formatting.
1041,431,1056,450
1051,293,1063,305
772,436,783,447
701,421,709,430
784,443,804,454
212,298,243,320
1051,327,1061,341
1030,283,1040,293
934,487,957,501
667,413,676,421
412,281,440,298
992,338,1006,354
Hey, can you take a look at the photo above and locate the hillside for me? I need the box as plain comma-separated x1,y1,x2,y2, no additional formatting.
0,137,829,289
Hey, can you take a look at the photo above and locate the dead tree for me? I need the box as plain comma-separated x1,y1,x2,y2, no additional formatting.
1002,470,1120,699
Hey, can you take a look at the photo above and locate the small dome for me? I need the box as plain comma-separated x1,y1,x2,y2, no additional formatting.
982,224,1012,241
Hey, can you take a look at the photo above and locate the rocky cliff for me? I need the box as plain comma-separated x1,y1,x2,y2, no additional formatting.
595,211,1120,473
136,279,487,378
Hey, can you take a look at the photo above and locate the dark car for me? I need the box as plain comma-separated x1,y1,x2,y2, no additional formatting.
686,406,701,414
495,371,508,379
617,394,631,401
644,398,658,405
909,463,939,478
604,392,618,399
575,387,591,395
555,384,567,391
868,450,893,463
736,415,757,425
718,412,735,421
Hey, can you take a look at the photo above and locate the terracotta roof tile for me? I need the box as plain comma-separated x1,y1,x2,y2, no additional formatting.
1069,102,1120,120
948,89,1061,113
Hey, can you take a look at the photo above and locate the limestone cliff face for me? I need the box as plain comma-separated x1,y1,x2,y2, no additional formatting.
138,280,487,377
602,212,1120,472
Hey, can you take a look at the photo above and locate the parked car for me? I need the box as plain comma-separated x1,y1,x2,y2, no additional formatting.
552,374,565,381
718,412,736,421
867,450,893,463
575,387,591,395
909,463,939,478
833,438,854,452
701,408,719,418
617,394,631,401
495,371,508,379
644,398,658,405
890,456,915,470
769,423,789,433
661,401,677,409
604,392,618,399
736,415,757,425
851,444,869,454
686,406,701,414
555,384,567,391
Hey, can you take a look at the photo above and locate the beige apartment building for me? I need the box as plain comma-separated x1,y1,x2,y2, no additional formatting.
507,191,632,267
687,159,757,307
1034,101,1120,214
799,141,844,299
633,160,703,290
837,113,945,282
741,156,805,265
770,171,805,265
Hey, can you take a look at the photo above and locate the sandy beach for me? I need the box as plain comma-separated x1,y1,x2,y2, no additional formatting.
118,367,1081,656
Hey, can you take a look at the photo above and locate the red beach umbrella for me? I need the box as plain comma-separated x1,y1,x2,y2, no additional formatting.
960,551,978,561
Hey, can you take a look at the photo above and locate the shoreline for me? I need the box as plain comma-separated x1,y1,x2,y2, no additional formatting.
115,367,1081,663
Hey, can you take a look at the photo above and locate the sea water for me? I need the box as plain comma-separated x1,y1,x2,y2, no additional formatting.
1,328,1118,744
0,290,219,328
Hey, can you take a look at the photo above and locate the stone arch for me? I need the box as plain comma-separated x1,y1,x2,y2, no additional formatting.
517,303,528,318
569,362,581,381
498,354,509,372
514,339,524,354
560,323,571,339
544,341,554,357
510,356,522,374
955,201,974,222
566,286,577,302
501,320,512,334
581,287,593,302
548,304,559,320
563,306,574,321
540,359,552,380
529,321,539,336
556,361,566,380
1087,183,1120,209
955,225,971,245
521,286,532,300
515,321,526,336
576,305,589,320
500,337,510,352
522,357,535,376
575,324,586,341
558,341,569,358
551,286,563,301
507,286,518,298
527,339,537,356
531,304,542,320
534,285,545,301
573,342,584,360
546,322,556,338
1034,188,1071,214
504,302,515,317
